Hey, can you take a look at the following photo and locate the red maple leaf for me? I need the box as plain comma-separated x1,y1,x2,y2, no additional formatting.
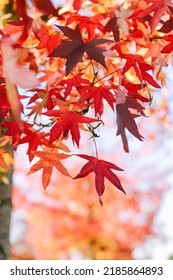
73,0,84,10
74,154,125,204
79,86,115,116
35,25,61,54
59,73,91,99
0,85,10,123
27,151,71,189
27,88,65,111
132,0,173,32
49,25,110,75
121,80,152,102
2,121,31,148
66,14,104,40
115,45,160,88
19,129,49,161
44,109,100,146
161,35,173,53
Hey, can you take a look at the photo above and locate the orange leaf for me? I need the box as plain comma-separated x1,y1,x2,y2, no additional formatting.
27,151,71,189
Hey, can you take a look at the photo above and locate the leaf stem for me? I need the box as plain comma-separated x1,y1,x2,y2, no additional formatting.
93,137,99,159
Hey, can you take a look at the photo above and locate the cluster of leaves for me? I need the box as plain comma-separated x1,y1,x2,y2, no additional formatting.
0,0,173,203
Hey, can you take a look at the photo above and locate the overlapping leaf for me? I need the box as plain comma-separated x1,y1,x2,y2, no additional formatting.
161,35,173,53
116,89,144,153
131,0,173,32
31,0,58,16
79,86,115,116
49,25,110,75
159,18,173,33
59,73,91,99
44,109,100,146
115,46,161,88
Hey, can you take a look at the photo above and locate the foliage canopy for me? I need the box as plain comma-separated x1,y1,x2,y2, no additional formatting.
0,0,172,203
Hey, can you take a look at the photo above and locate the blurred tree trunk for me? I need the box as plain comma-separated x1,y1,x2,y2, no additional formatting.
0,0,16,260
0,144,13,260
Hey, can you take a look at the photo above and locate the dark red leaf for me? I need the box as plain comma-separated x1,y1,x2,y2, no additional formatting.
49,25,110,75
31,0,58,16
74,154,125,204
86,38,111,69
16,0,28,19
103,16,120,42
159,18,173,33
116,103,144,152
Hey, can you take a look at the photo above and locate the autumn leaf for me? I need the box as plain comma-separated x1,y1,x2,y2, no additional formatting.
27,87,65,112
79,86,115,116
104,3,135,40
116,89,144,153
132,0,173,32
159,18,173,33
27,151,71,189
125,96,146,117
49,25,110,75
66,14,104,40
44,109,100,146
2,121,31,148
0,84,10,123
31,0,58,16
19,129,49,161
16,0,28,19
5,80,23,129
74,154,125,204
59,73,91,99
103,16,120,42
116,104,144,152
73,0,84,10
1,0,173,206
161,35,173,53
36,26,61,54
118,51,160,88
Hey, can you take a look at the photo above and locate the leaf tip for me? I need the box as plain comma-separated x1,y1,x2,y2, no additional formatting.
99,196,103,206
